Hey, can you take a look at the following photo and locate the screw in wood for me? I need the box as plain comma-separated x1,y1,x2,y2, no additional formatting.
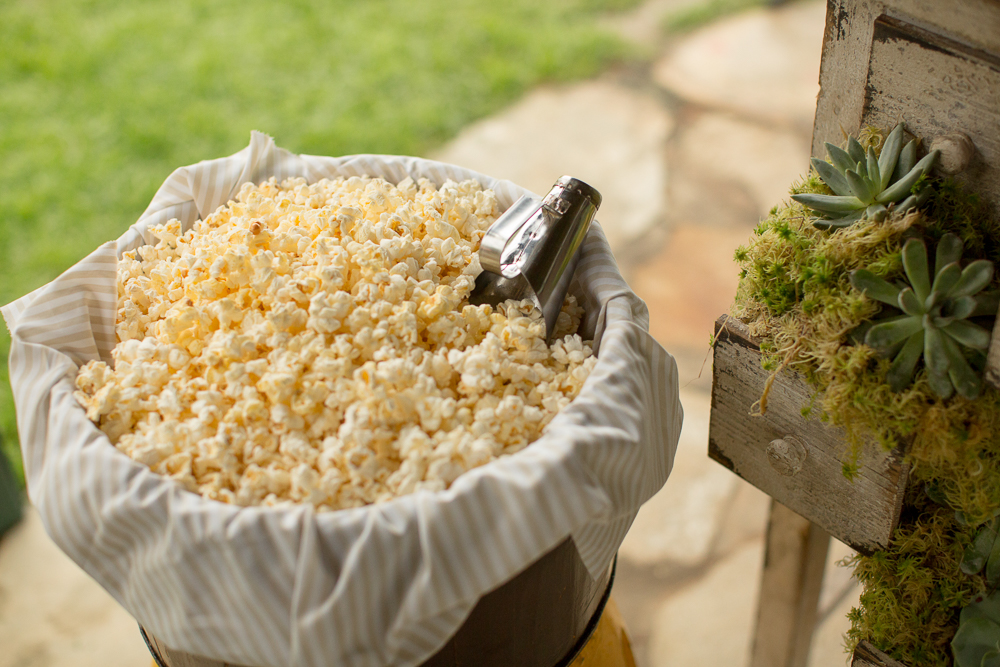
929,132,976,175
766,435,808,476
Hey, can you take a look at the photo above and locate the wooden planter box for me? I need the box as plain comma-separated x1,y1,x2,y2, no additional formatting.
708,316,908,555
704,2,1000,666
708,0,1000,554
852,641,908,667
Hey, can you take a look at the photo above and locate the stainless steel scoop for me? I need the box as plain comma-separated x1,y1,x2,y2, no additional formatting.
468,176,601,341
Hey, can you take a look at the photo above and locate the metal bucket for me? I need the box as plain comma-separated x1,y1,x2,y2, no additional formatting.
142,539,614,667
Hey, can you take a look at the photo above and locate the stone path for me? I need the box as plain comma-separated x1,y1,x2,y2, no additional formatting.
0,2,861,666
0,510,152,667
436,79,674,256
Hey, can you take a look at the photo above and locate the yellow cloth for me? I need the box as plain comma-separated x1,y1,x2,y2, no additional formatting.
569,597,637,667
150,596,635,667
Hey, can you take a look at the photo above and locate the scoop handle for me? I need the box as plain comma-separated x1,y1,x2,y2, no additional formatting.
478,194,542,275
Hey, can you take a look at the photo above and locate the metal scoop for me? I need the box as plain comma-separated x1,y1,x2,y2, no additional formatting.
468,176,602,341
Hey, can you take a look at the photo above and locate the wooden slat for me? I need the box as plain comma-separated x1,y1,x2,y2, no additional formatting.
852,640,909,667
750,501,830,667
146,633,246,667
863,15,1000,209
987,308,1000,389
708,316,908,554
813,0,1000,213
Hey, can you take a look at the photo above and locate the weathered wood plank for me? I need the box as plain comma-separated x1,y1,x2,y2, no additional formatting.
814,0,1000,213
750,501,830,667
852,640,909,667
708,316,907,554
987,307,1000,389
863,15,1000,210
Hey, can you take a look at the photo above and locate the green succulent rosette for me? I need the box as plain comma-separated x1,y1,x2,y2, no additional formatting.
849,233,997,398
793,123,940,230
953,591,1000,667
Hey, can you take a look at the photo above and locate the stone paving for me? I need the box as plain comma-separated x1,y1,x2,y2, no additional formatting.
0,2,862,666
0,510,152,667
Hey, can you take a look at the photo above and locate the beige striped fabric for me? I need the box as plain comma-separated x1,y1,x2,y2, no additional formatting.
2,133,683,667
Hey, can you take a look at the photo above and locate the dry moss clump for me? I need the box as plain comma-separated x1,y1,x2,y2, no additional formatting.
731,130,1000,666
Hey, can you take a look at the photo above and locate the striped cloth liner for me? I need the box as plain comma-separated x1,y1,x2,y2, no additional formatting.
2,133,683,667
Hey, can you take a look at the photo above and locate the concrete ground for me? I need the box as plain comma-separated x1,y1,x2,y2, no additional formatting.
0,2,861,666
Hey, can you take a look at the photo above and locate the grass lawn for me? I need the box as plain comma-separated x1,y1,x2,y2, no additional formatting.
0,0,642,485
661,0,775,33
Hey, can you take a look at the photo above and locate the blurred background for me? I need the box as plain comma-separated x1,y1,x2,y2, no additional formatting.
0,1,860,666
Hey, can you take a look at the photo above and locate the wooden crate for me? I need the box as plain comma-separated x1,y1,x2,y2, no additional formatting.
708,316,908,554
714,2,1000,666
710,4,1000,555
851,641,909,667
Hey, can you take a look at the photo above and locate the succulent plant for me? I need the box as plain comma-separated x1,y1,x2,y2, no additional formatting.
961,515,1000,585
793,123,940,230
953,591,1000,667
849,233,997,398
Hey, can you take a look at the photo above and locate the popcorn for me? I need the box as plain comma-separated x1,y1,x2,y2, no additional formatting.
75,176,597,511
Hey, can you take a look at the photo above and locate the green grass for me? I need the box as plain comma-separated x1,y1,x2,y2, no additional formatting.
0,0,643,487
662,0,783,34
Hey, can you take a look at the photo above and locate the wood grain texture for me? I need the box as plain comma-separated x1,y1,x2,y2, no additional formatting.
813,0,1000,213
147,633,247,667
865,15,1000,208
814,0,1000,386
987,305,1000,388
750,501,830,667
852,640,909,667
708,316,908,554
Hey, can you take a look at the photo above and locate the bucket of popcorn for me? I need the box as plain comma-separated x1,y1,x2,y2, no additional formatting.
2,132,682,667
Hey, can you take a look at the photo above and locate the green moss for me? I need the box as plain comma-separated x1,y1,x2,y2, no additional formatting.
662,0,774,34
846,493,985,666
732,127,1000,666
